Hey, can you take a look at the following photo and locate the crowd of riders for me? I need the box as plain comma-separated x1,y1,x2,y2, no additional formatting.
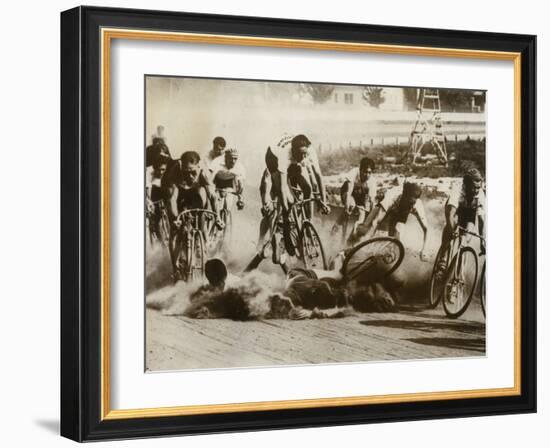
146,126,486,315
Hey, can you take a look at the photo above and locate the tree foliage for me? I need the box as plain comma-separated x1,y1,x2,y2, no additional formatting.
362,86,386,108
300,84,335,104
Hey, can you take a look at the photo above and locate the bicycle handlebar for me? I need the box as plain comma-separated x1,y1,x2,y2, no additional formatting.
215,188,240,196
174,208,217,224
456,225,485,243
288,197,329,212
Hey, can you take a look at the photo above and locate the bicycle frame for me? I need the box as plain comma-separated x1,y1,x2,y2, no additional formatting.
171,209,217,280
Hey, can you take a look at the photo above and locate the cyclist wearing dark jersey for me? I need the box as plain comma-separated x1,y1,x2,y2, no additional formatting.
353,181,429,261
162,151,220,223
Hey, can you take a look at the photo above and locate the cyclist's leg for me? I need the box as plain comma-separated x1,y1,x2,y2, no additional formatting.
435,223,454,276
257,204,276,253
332,186,353,235
296,173,313,219
355,190,368,220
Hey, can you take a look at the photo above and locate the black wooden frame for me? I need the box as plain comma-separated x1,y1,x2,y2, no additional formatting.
60,6,536,442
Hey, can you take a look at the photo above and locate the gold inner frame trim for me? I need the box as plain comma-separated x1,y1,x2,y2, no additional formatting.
100,27,522,421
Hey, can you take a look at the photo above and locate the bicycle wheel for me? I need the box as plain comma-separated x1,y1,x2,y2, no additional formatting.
173,232,189,282
442,246,478,319
342,237,404,283
428,244,450,309
480,260,486,317
158,210,171,246
190,231,206,282
299,221,327,269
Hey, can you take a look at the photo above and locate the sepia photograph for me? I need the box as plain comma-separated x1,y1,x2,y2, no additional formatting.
144,75,487,371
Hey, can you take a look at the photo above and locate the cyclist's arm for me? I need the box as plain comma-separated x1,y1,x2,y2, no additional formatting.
161,165,178,220
445,203,458,230
259,168,271,207
167,186,178,221
203,177,219,215
413,204,429,257
341,180,353,209
355,205,386,241
478,213,485,243
367,179,377,213
145,167,153,200
311,164,327,203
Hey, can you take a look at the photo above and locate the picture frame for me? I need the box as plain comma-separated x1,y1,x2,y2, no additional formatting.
60,5,536,442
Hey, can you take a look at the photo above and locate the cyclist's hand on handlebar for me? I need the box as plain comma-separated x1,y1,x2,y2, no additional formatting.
237,199,245,210
346,204,354,215
215,217,225,229
146,199,155,214
321,202,331,215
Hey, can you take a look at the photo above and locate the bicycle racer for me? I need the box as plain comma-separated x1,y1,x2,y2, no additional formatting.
331,156,377,235
352,181,429,261
440,167,486,261
210,147,246,211
145,156,169,239
206,136,227,168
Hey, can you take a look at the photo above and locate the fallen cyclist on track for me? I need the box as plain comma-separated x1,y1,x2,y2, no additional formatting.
184,237,403,320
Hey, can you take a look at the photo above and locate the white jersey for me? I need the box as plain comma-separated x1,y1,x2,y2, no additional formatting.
343,167,377,201
268,134,321,176
209,157,246,181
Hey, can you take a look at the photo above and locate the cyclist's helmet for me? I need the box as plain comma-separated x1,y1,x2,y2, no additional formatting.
225,147,239,157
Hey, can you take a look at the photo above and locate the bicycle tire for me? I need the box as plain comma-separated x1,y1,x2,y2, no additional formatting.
442,246,478,319
299,221,327,270
428,244,450,309
173,231,189,282
191,231,206,282
342,237,405,283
